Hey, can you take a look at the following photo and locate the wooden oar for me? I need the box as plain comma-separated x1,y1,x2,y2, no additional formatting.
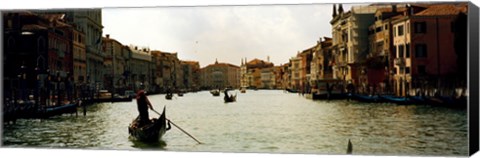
152,109,202,144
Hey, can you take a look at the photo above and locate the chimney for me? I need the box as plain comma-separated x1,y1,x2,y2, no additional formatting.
106,34,110,39
392,4,397,13
267,56,270,62
332,4,337,17
338,4,344,14
405,4,412,16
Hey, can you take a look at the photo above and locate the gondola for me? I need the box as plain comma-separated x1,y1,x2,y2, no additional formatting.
224,94,236,103
128,106,170,142
351,94,380,103
210,89,220,96
379,95,413,105
407,95,427,105
165,93,173,100
285,88,298,93
224,89,236,103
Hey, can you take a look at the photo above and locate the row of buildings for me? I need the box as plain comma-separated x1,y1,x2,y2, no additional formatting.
2,2,469,104
2,10,228,104
237,3,468,97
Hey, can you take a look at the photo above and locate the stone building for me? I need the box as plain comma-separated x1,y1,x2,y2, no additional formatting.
201,59,240,89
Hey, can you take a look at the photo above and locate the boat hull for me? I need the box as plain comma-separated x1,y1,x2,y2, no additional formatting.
128,107,168,142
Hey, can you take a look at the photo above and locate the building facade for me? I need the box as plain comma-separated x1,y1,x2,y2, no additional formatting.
391,4,467,96
201,60,240,89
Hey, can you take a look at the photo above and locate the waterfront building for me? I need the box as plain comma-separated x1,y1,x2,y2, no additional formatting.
289,56,302,90
150,50,183,92
181,61,201,91
273,65,286,89
3,12,75,104
310,37,334,92
200,59,240,89
390,3,468,96
102,34,128,94
70,23,87,98
240,58,275,89
61,10,105,94
298,47,314,93
129,45,152,92
366,5,407,95
281,63,291,90
121,45,133,91
330,4,391,86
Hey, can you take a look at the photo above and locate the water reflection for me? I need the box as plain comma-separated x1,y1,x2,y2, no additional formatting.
130,138,167,150
2,90,468,156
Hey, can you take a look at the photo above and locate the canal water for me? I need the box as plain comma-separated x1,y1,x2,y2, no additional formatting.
2,90,468,156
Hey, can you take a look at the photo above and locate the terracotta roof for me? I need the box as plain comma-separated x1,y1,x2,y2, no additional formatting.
205,62,239,68
415,4,466,16
247,58,272,66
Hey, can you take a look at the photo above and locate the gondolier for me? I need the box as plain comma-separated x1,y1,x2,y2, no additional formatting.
136,90,154,126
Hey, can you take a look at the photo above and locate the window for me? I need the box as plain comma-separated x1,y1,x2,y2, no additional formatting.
414,22,427,33
384,24,388,30
415,44,427,58
7,20,12,28
376,27,382,32
405,67,410,74
399,45,404,58
392,45,397,57
418,65,426,74
406,44,410,58
398,25,404,36
393,27,396,37
393,67,398,74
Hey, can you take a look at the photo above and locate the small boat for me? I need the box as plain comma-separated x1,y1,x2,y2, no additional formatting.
210,89,220,96
224,89,236,103
407,96,427,105
351,94,380,103
128,107,170,142
42,103,78,118
379,95,413,105
285,88,298,93
165,93,173,100
177,93,184,97
224,94,236,103
240,87,246,93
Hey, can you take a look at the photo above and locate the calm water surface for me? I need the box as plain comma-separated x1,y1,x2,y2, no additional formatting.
2,90,468,156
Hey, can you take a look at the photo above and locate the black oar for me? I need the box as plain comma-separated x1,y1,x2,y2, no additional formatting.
152,109,202,144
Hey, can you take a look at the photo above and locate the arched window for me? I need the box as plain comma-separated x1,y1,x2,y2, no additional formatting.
37,36,46,54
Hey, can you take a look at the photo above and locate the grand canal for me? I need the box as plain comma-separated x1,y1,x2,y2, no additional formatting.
2,90,468,156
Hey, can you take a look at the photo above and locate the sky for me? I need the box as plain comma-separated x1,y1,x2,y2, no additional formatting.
101,4,356,67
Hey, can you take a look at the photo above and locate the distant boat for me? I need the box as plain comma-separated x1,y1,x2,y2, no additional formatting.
240,87,246,93
210,89,220,96
128,107,170,142
224,94,236,103
165,93,173,100
177,93,184,97
285,88,298,93
224,89,236,103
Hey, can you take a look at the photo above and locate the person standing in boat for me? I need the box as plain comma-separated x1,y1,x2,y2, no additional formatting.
136,90,154,126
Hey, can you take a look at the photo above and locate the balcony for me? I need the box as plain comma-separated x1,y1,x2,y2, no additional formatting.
394,58,405,66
